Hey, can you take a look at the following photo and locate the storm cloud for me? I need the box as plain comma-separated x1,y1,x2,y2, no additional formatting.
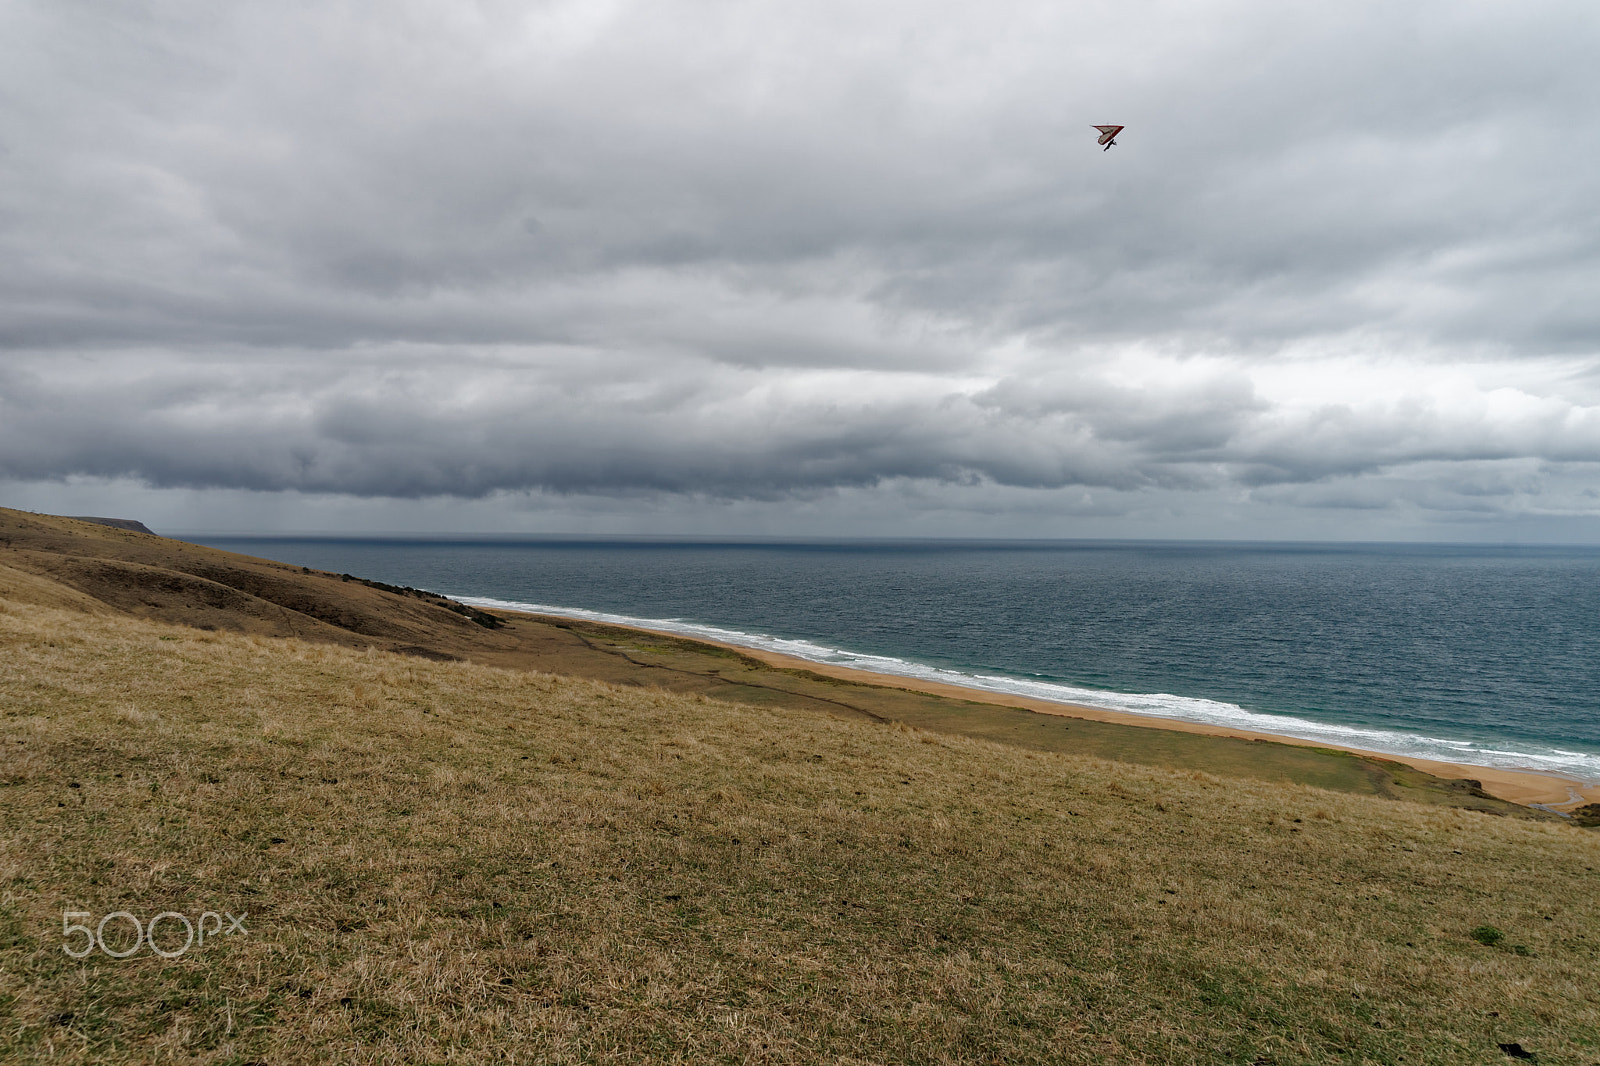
4,0,1600,537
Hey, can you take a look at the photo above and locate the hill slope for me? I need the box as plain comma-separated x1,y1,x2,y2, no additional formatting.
0,508,510,653
1,598,1597,1064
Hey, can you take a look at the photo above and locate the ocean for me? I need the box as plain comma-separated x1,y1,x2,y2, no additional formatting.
186,536,1600,785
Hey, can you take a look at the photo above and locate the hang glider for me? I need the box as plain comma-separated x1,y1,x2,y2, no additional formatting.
1093,124,1124,151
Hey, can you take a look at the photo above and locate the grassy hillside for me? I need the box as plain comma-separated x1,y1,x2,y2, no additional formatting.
2,596,1597,1064
0,508,511,653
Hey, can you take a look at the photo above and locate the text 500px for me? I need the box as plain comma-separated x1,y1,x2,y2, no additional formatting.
62,910,248,958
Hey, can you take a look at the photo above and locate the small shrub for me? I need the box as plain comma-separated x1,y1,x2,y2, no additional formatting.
1471,925,1504,947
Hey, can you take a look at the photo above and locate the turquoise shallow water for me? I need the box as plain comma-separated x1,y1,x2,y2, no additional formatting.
188,536,1600,785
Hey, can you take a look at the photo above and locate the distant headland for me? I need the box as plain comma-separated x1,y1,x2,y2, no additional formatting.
65,516,158,535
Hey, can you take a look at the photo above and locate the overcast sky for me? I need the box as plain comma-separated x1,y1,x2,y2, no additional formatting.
4,0,1600,540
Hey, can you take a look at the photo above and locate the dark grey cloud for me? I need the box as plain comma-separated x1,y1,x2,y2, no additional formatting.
3,0,1600,536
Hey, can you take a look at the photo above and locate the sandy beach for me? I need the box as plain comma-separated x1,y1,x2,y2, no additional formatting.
510,610,1600,811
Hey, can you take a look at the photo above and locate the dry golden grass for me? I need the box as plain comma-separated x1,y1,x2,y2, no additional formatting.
2,595,1598,1064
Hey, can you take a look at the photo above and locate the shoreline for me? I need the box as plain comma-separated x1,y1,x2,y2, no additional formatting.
496,607,1599,811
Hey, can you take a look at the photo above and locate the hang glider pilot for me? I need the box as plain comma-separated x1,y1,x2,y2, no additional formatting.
1094,125,1124,151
